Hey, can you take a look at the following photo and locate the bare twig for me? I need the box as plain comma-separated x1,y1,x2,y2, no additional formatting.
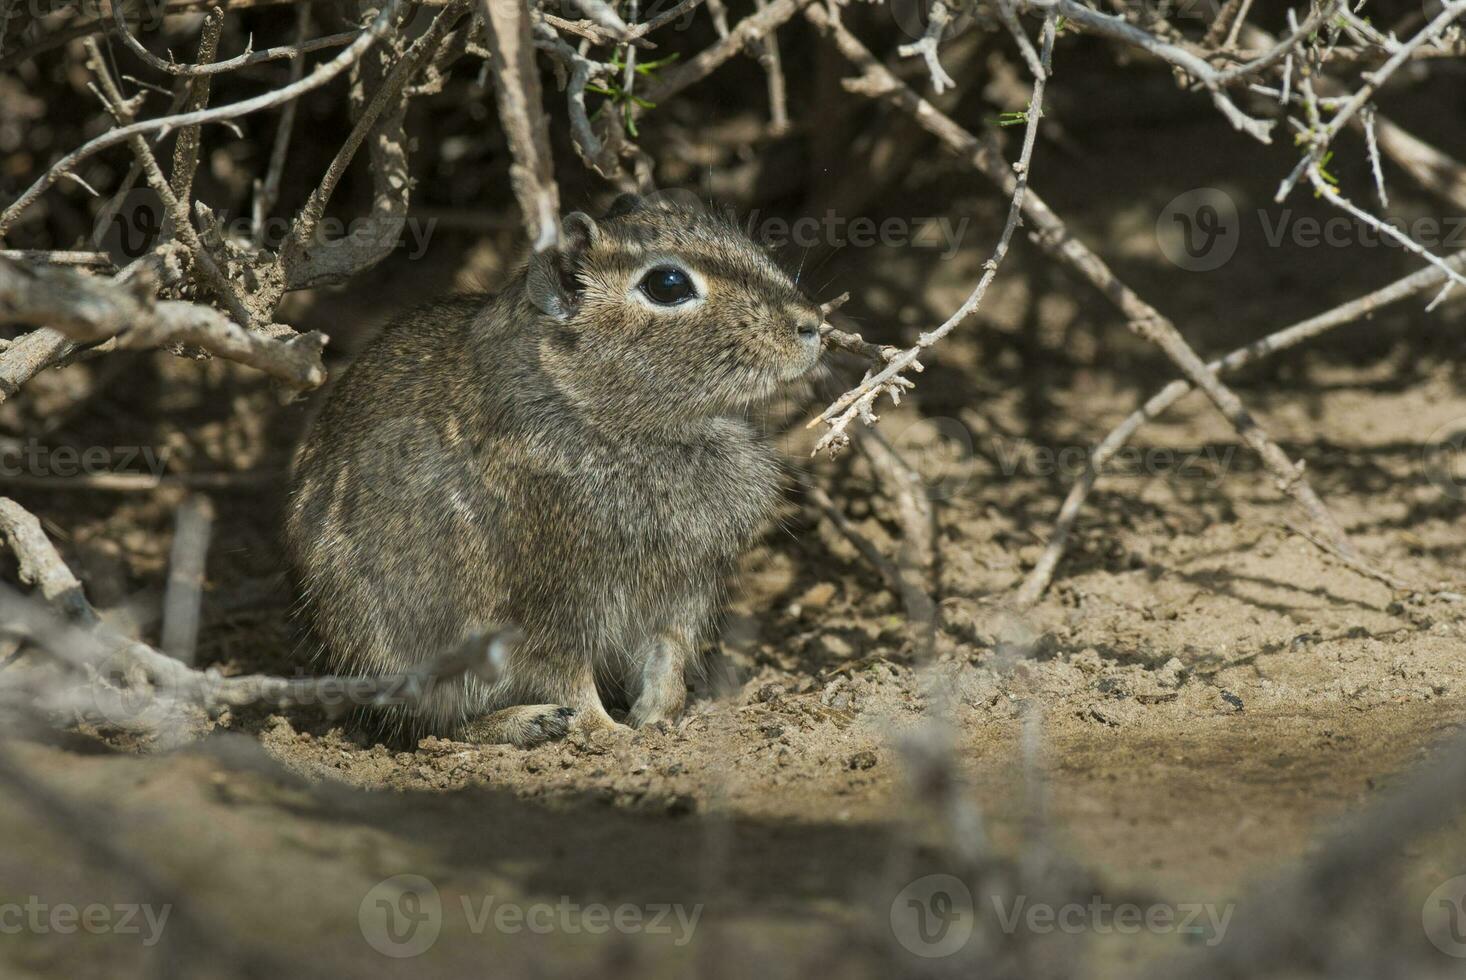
0,258,327,392
161,496,214,665
807,486,906,598
0,498,98,625
856,430,938,645
0,250,113,268
481,0,563,252
637,0,815,110
807,7,1056,455
83,35,256,326
751,0,791,132
898,0,955,93
279,0,467,291
1018,0,1276,143
0,509,514,732
0,0,403,241
1276,0,1466,202
111,0,255,76
808,3,1367,582
168,8,224,206
1016,249,1466,604
0,328,77,406
252,5,310,244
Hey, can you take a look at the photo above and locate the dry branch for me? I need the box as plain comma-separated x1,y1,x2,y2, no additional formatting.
0,258,327,392
806,4,1369,585
807,5,1055,456
1018,0,1276,142
0,0,403,240
168,7,226,207
279,0,468,292
1276,0,1466,201
1016,249,1466,604
0,329,77,406
0,499,97,626
0,498,513,735
481,0,563,251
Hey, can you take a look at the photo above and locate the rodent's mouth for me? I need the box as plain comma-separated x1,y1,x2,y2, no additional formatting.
780,343,822,381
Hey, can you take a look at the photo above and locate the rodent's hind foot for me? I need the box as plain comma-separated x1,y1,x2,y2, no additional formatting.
460,704,576,747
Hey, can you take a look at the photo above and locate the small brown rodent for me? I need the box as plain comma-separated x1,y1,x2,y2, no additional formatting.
285,194,823,745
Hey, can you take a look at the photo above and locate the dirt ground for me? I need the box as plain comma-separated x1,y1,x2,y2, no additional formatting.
3,95,1466,979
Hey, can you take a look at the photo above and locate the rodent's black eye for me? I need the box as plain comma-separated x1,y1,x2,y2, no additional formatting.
639,266,697,306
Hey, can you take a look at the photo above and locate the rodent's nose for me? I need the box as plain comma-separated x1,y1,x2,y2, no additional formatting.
795,314,822,346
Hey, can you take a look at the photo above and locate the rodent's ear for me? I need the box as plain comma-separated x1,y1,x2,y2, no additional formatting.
602,193,643,220
526,212,599,321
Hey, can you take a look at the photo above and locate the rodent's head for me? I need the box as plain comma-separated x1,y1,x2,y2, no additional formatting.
521,194,823,427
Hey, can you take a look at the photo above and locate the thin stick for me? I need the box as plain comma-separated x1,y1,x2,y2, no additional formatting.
0,498,98,625
0,513,515,730
808,8,1056,455
279,0,466,290
807,5,1367,585
252,5,310,243
0,0,402,240
0,257,327,391
1276,0,1466,201
83,36,256,326
111,0,255,76
1016,249,1466,604
807,486,906,598
480,0,562,252
0,250,113,268
171,8,226,207
1017,0,1276,143
161,496,214,665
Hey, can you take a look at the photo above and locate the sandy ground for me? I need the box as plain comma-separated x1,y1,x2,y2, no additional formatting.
3,100,1466,979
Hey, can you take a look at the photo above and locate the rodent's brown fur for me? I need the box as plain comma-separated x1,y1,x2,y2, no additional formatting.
284,195,822,745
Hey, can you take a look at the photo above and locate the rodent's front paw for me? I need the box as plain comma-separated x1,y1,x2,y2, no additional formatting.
526,705,577,744
461,704,576,748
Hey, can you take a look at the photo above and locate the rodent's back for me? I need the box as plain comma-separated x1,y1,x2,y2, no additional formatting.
284,295,505,683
